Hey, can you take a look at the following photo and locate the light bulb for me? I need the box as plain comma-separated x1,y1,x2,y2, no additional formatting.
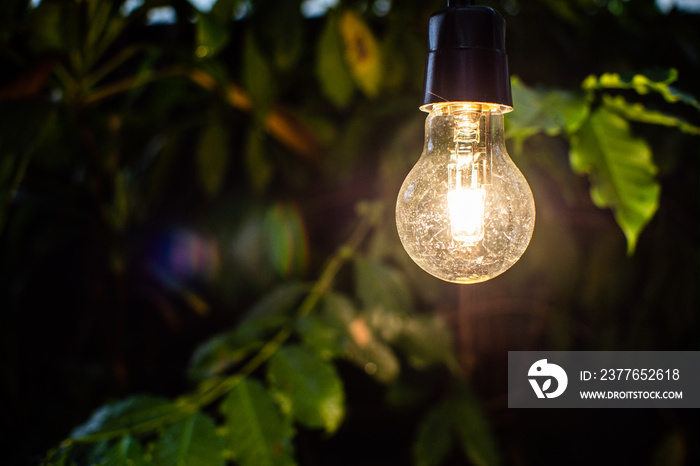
395,0,534,283
396,102,535,284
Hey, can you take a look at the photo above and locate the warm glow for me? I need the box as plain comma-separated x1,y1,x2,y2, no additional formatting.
448,187,485,243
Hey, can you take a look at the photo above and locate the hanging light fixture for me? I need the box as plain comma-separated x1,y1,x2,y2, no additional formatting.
396,0,535,284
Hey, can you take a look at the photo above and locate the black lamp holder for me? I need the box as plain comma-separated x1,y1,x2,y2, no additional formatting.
422,0,513,108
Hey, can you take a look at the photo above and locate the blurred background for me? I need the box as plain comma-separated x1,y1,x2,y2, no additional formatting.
0,0,698,464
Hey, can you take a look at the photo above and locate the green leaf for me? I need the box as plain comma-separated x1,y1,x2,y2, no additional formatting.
85,0,126,67
267,345,345,433
355,258,416,348
98,436,148,466
413,402,454,466
197,119,229,198
85,1,110,51
209,0,241,24
570,107,661,253
196,12,230,59
450,393,501,466
152,413,225,466
220,379,296,466
189,282,307,380
349,258,412,382
346,332,400,383
602,95,700,136
209,0,241,23
395,315,458,371
296,292,356,359
339,10,382,98
295,314,344,360
245,127,273,192
86,442,110,465
43,446,76,466
507,77,589,147
29,2,77,52
244,281,308,321
188,316,285,381
414,391,500,466
243,31,276,117
354,257,413,316
253,0,303,71
70,395,177,440
316,13,355,108
582,70,700,111
379,29,422,92
296,291,399,383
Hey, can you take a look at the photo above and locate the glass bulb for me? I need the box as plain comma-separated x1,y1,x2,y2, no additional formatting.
396,102,535,284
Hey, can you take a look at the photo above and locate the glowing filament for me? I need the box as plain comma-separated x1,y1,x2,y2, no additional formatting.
448,187,485,243
446,106,489,243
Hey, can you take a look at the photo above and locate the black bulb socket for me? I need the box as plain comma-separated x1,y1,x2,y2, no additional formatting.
422,1,513,108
